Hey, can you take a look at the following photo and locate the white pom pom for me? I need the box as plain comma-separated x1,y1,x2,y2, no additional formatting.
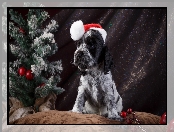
70,20,85,41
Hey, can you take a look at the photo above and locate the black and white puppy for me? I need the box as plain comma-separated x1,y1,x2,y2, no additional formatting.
70,20,123,120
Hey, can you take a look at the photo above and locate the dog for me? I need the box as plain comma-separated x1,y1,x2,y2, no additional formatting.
70,20,123,120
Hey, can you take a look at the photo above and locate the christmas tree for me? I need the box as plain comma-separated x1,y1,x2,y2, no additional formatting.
9,9,64,108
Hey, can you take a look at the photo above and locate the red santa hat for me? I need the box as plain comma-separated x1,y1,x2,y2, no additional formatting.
70,20,107,42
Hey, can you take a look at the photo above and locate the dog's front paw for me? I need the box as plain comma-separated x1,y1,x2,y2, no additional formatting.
71,108,82,113
108,112,124,122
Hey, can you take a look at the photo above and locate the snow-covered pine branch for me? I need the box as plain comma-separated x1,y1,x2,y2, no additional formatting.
9,9,26,29
32,32,56,57
31,55,48,76
9,22,30,51
33,32,55,46
13,59,21,68
48,60,63,76
10,44,26,59
10,44,19,55
9,66,16,75
52,86,65,95
9,22,24,40
27,9,50,39
35,76,64,98
44,20,59,33
39,10,50,23
28,15,38,39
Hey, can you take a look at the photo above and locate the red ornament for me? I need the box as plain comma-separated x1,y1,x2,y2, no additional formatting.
160,112,166,124
18,67,26,76
127,108,132,114
167,119,174,132
39,83,45,87
120,111,127,118
19,27,25,34
25,70,34,80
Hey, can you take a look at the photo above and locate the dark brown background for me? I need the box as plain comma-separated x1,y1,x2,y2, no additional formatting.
9,8,167,116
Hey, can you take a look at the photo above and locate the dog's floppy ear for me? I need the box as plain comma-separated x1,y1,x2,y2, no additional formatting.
103,46,113,74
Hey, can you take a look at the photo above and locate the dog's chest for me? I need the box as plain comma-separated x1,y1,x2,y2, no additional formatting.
80,71,106,106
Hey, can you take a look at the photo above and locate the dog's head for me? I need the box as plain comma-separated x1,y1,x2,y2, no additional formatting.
70,20,113,75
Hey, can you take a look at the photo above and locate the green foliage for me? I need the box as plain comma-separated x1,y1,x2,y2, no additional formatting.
9,9,64,107
35,76,64,98
9,9,27,29
9,22,30,51
9,71,35,106
27,9,49,27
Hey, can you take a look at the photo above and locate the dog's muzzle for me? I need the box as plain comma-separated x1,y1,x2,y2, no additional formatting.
74,51,93,70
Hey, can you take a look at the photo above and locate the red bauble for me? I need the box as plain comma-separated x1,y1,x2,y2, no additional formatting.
127,108,132,114
18,67,26,76
167,119,174,132
19,27,25,34
160,112,166,124
25,70,34,80
120,111,127,118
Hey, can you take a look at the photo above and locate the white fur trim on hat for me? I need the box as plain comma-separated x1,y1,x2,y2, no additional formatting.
90,27,107,42
70,20,85,41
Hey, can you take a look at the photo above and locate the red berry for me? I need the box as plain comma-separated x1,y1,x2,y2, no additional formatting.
19,28,25,34
120,111,127,118
160,112,166,124
127,118,132,124
39,83,45,87
127,108,132,114
25,70,34,80
18,67,26,76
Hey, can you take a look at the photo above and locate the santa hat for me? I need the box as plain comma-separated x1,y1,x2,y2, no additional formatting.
70,20,107,42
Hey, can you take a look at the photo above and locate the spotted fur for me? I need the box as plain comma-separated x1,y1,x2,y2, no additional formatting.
72,29,123,120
